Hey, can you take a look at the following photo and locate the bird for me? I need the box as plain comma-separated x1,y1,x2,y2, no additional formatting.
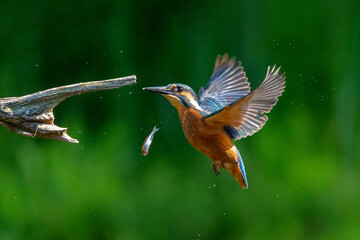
143,54,285,189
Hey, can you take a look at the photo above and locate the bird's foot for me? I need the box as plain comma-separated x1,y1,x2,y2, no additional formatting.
212,163,221,176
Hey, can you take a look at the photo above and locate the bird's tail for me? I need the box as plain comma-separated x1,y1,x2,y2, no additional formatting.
228,150,248,189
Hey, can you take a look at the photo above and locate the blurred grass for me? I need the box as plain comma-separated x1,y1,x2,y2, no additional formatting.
0,0,359,239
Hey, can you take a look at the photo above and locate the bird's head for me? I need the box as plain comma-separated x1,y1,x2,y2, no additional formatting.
143,84,202,111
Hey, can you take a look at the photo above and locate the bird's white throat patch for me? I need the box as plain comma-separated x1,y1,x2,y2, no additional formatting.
190,98,204,111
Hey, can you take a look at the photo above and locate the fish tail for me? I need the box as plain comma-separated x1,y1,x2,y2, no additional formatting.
152,125,160,132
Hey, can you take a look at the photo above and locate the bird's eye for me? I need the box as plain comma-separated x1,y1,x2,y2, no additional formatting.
177,86,183,92
169,85,177,92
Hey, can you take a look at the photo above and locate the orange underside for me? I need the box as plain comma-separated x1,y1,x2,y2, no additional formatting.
177,107,247,188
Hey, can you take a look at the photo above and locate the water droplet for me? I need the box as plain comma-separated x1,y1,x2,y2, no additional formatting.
129,92,132,94
276,194,279,198
213,184,216,187
85,61,88,64
223,212,226,215
35,64,38,67
14,196,17,199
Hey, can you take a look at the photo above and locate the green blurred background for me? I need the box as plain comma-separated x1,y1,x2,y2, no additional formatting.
0,0,359,239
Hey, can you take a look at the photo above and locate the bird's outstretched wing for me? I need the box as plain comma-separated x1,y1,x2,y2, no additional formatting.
204,66,286,140
198,54,250,114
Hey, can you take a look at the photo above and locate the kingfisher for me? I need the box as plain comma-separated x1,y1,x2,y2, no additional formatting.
143,54,285,189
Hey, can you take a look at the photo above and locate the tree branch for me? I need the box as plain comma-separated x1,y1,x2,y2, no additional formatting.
0,75,136,143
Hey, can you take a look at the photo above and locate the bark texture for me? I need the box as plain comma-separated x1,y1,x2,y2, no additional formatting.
0,75,136,143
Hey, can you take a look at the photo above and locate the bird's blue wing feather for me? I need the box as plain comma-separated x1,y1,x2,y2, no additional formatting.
204,66,286,140
198,54,251,114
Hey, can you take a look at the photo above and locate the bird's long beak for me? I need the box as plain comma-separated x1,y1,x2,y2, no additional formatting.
143,86,171,95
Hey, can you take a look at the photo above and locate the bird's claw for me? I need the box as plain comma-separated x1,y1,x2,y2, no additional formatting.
212,163,221,176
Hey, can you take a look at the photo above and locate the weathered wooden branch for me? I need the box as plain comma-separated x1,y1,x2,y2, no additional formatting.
0,75,136,143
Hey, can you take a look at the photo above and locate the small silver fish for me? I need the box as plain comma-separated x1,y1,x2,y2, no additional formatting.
142,126,159,156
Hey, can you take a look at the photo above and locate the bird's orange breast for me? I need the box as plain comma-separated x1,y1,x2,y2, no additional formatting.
177,107,238,164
